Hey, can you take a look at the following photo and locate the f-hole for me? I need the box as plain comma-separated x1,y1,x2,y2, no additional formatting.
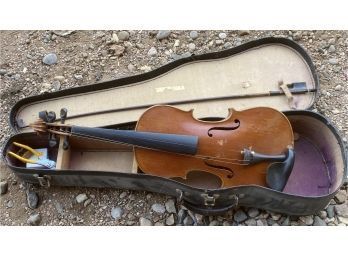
204,160,234,179
207,119,240,137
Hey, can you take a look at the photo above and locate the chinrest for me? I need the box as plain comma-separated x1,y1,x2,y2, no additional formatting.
266,148,295,191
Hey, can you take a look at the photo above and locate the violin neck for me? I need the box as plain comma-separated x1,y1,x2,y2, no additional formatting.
70,126,198,155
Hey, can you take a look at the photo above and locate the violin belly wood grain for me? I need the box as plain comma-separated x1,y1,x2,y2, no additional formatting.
135,105,294,188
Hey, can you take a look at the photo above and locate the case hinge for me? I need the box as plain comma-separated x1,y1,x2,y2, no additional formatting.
33,174,51,188
201,193,219,206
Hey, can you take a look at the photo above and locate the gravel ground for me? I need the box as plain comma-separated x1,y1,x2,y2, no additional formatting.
0,30,347,226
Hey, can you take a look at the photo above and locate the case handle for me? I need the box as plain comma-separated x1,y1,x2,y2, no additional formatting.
182,195,238,216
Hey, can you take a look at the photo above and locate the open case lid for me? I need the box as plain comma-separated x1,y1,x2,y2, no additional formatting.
10,37,319,133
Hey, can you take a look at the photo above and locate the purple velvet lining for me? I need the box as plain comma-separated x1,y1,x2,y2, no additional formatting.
283,136,331,196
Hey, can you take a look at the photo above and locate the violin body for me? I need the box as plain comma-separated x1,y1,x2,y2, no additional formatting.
135,105,294,188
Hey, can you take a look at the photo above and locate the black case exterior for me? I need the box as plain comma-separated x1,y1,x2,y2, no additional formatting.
3,37,348,216
3,110,347,216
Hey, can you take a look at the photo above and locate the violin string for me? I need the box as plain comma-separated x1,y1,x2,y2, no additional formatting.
45,122,249,154
47,126,252,166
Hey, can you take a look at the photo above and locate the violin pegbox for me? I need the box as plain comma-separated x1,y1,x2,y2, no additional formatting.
34,108,70,149
37,110,58,148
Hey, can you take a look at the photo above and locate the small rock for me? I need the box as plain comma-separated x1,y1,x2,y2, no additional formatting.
0,69,7,76
151,203,166,214
267,218,277,226
319,210,327,219
111,206,123,220
245,219,257,226
188,43,196,52
124,41,132,49
127,63,135,72
337,216,348,225
52,80,61,91
111,33,119,43
328,58,338,65
189,31,198,40
139,217,153,226
171,52,192,60
26,189,39,209
109,45,125,56
140,65,152,72
54,202,64,215
222,221,231,226
328,38,336,45
219,33,227,39
165,199,176,214
234,209,248,223
7,200,14,208
119,191,128,199
42,53,58,65
299,215,314,225
54,75,65,81
84,199,92,207
209,220,219,226
281,217,290,226
147,47,158,57
292,32,302,41
270,212,282,221
74,74,83,80
0,181,8,195
215,40,223,45
335,204,348,217
127,213,136,221
156,30,171,40
238,30,250,36
136,43,144,49
326,205,335,218
183,215,194,226
27,213,41,226
313,216,326,226
117,31,130,41
332,109,340,114
334,190,347,204
195,213,204,225
52,30,74,37
247,208,260,218
166,214,175,225
334,84,342,91
224,42,232,49
13,74,20,80
177,208,187,225
174,39,180,47
328,45,336,53
256,220,266,226
76,193,88,204
319,41,329,49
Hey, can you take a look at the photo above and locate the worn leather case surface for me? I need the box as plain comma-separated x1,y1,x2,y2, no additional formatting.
3,37,348,215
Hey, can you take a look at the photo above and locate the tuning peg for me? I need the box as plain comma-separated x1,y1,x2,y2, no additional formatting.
60,108,68,124
49,134,57,148
47,111,56,123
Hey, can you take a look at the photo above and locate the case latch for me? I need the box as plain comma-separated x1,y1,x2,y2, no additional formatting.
33,174,51,188
201,193,219,206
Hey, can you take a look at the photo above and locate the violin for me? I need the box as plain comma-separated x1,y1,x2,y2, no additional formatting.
30,105,295,191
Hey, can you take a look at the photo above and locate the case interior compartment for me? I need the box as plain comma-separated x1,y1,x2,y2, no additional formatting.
5,113,344,197
13,40,317,133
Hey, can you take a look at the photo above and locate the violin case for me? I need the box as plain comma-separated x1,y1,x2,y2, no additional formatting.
3,37,347,216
